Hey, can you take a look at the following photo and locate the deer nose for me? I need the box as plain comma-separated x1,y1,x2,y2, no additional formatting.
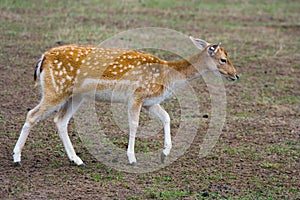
235,75,239,80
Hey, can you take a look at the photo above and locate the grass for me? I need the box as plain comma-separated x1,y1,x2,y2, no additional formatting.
1,0,300,199
145,188,191,199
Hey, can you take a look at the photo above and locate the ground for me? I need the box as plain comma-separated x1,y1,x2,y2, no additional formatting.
0,0,299,199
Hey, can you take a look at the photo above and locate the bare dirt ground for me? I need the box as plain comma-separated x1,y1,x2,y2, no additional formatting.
0,0,299,199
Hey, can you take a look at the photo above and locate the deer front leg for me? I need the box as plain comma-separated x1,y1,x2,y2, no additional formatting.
127,98,142,165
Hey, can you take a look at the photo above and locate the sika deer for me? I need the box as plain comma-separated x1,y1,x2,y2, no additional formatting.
13,36,238,166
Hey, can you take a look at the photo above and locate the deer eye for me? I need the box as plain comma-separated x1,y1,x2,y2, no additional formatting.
220,58,227,64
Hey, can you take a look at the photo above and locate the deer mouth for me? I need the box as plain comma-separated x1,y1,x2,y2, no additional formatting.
227,74,239,81
214,70,239,81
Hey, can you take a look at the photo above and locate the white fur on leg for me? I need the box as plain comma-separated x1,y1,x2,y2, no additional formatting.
163,136,172,156
127,121,138,164
13,104,46,164
13,122,31,163
127,152,137,164
55,121,84,165
149,104,172,157
127,99,142,164
54,97,84,165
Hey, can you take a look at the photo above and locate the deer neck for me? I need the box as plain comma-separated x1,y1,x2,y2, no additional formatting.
166,51,207,83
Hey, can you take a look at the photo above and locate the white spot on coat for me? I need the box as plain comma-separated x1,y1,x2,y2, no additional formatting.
66,75,72,81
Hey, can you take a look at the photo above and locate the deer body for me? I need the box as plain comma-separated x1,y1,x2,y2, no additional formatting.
13,37,238,166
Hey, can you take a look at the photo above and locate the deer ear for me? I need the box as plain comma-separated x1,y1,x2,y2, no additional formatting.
189,36,209,51
207,42,221,56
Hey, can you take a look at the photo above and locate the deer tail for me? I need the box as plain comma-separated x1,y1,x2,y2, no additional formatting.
34,54,45,86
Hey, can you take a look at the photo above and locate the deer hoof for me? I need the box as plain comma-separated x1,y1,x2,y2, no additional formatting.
14,161,23,168
80,162,87,167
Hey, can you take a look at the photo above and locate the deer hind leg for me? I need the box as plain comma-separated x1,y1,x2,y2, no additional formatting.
53,95,84,166
13,100,58,164
127,99,142,164
148,104,171,161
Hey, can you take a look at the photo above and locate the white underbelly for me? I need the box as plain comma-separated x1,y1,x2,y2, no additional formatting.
79,78,173,106
79,78,135,103
94,90,130,103
143,89,173,106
